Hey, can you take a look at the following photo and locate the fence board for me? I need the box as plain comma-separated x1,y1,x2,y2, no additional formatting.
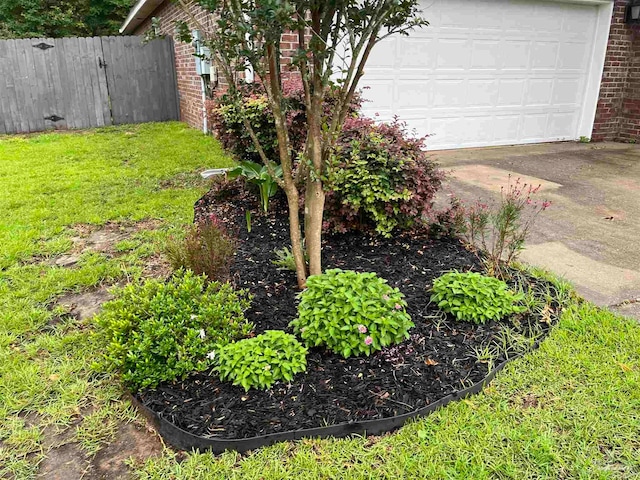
32,38,55,131
47,38,68,130
25,39,47,132
91,37,112,127
2,41,22,133
60,38,79,129
53,38,71,130
13,40,30,132
0,40,10,133
0,35,177,134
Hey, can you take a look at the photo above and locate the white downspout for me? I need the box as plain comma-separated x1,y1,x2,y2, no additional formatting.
201,76,208,134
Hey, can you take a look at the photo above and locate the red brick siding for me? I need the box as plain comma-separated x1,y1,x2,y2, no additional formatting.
592,0,640,142
134,1,212,130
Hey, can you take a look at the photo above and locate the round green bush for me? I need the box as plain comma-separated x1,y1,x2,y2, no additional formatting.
94,270,253,391
430,271,525,324
290,269,414,358
215,330,308,391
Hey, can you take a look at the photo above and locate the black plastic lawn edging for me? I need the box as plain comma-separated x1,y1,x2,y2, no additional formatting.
130,337,543,454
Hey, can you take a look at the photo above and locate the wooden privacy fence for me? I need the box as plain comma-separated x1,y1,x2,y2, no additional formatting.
0,36,179,134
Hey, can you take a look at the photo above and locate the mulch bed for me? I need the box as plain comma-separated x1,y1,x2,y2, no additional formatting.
136,186,556,440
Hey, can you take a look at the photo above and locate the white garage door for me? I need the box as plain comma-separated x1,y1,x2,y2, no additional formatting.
360,0,607,150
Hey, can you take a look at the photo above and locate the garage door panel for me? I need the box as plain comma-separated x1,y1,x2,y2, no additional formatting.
438,1,479,29
531,5,565,32
429,116,465,146
521,114,549,140
493,115,521,142
359,0,600,149
468,80,498,106
360,80,394,113
465,116,496,142
552,79,582,105
471,41,501,69
563,6,597,34
397,80,431,108
398,38,435,68
436,39,471,69
531,42,559,70
526,79,554,106
502,41,530,70
367,38,396,68
498,79,525,106
558,42,590,71
548,112,578,138
433,80,465,107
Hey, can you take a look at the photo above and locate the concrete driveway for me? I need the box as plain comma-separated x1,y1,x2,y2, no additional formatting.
434,142,640,320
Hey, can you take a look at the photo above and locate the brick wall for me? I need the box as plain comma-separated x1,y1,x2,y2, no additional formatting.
619,25,640,139
592,0,640,142
134,1,214,130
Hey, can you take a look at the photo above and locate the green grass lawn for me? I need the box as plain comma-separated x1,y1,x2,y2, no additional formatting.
1,123,639,479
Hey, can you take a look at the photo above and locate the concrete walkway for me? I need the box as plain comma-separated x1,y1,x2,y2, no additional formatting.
434,142,640,320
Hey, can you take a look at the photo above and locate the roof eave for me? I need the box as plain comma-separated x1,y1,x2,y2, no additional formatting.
120,0,165,35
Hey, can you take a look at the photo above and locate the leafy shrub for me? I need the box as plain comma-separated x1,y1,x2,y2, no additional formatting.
165,213,236,282
207,78,361,164
463,176,551,278
324,118,444,236
215,330,308,391
291,269,414,358
94,270,253,391
430,271,525,324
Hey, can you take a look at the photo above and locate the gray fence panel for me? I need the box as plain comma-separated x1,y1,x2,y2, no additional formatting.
0,36,177,134
102,36,179,125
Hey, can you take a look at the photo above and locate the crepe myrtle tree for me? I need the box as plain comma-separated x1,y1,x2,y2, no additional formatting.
172,0,428,288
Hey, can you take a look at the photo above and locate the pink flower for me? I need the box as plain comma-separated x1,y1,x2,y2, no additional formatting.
364,336,373,346
357,324,368,334
382,294,389,301
394,304,402,310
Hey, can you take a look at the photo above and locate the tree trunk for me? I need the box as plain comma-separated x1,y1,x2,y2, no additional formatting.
304,175,325,276
263,42,308,288
284,185,307,288
304,90,325,277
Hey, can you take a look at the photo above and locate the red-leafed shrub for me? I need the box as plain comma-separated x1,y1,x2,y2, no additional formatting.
323,117,445,236
165,213,237,282
207,79,361,164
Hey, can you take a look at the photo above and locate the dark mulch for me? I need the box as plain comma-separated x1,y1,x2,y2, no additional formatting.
137,187,556,440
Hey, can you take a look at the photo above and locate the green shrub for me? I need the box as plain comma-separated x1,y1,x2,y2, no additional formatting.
291,269,413,358
165,213,236,282
430,271,525,324
94,270,253,391
215,330,308,391
324,118,444,237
